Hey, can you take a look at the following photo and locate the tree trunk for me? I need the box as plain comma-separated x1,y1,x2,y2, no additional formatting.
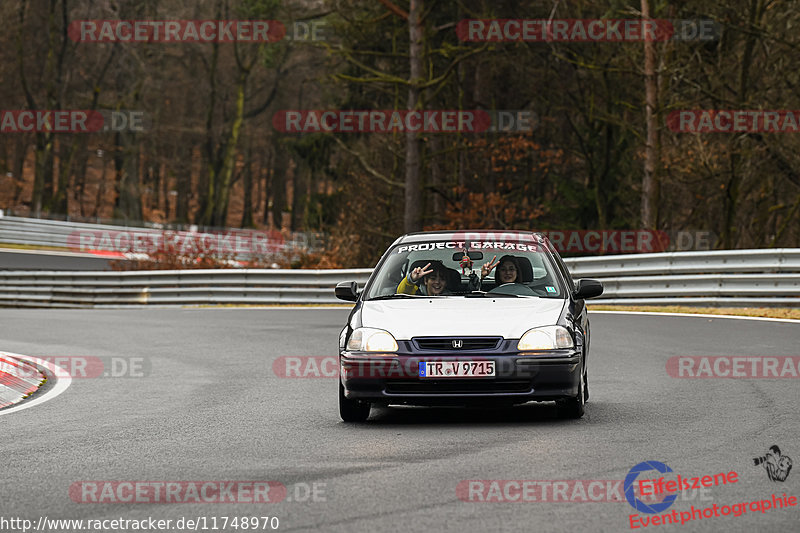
12,137,27,207
428,136,443,225
51,136,84,214
74,148,89,217
291,163,308,232
261,147,273,226
150,157,161,214
270,141,288,229
95,153,109,218
241,143,254,228
199,23,221,226
640,0,659,229
113,129,142,222
175,144,191,224
213,72,247,226
721,0,764,248
32,135,55,217
404,0,423,233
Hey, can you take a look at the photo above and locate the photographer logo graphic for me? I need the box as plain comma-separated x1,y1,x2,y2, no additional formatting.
624,461,677,514
753,445,793,482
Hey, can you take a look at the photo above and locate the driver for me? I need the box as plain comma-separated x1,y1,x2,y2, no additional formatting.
397,261,450,296
480,254,520,284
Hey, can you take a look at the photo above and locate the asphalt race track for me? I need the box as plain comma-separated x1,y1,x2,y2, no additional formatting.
1,308,798,533
0,249,112,270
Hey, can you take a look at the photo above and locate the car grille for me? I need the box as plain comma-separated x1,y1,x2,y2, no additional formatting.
384,379,531,395
413,337,501,351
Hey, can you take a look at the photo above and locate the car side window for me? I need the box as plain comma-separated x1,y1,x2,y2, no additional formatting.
546,238,574,291
369,253,407,297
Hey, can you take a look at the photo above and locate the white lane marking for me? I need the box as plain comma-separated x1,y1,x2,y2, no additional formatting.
0,247,106,259
181,306,353,310
590,310,800,324
185,306,800,322
0,351,72,416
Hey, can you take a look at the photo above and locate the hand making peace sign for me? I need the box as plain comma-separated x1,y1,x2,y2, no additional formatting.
410,262,434,282
480,255,499,279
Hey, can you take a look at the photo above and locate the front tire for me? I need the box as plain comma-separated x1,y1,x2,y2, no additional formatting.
339,383,371,422
556,366,585,419
583,369,589,402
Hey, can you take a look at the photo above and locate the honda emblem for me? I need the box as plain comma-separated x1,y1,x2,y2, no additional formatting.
452,339,463,349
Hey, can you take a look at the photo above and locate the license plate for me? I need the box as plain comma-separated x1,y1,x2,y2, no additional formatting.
418,361,495,378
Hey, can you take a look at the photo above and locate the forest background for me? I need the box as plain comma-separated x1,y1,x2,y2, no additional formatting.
1,0,798,267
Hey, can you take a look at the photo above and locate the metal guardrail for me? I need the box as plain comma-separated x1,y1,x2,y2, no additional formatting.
0,214,321,253
0,249,798,308
0,269,373,307
562,248,800,277
0,214,162,248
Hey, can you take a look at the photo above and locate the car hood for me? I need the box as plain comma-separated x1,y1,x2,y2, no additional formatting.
359,297,566,340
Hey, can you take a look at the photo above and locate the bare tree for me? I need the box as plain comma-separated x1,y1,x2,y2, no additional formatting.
641,0,659,229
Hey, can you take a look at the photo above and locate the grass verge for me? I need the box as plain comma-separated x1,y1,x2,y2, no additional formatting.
0,242,70,252
588,305,800,320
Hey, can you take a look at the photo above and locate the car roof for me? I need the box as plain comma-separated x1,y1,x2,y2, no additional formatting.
395,229,547,245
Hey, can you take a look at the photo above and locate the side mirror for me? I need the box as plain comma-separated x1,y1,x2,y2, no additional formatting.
335,281,360,302
574,279,604,300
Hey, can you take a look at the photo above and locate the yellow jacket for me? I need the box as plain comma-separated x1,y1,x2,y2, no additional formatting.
396,273,452,295
396,276,420,295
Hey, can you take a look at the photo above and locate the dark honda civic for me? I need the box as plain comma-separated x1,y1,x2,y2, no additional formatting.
334,230,603,422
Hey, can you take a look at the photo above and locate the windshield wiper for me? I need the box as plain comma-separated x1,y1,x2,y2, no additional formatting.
464,291,519,298
367,294,419,301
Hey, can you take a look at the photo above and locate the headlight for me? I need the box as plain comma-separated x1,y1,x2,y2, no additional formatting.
346,328,398,352
517,326,574,350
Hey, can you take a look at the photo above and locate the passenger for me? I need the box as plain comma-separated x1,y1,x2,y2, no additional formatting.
397,261,450,296
480,254,520,284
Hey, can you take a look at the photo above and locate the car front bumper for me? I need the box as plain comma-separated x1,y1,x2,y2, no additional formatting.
339,350,581,406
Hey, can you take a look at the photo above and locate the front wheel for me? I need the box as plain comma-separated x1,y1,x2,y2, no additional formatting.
339,383,371,422
556,366,585,419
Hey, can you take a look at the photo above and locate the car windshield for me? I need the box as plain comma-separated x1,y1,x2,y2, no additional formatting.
365,238,565,300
